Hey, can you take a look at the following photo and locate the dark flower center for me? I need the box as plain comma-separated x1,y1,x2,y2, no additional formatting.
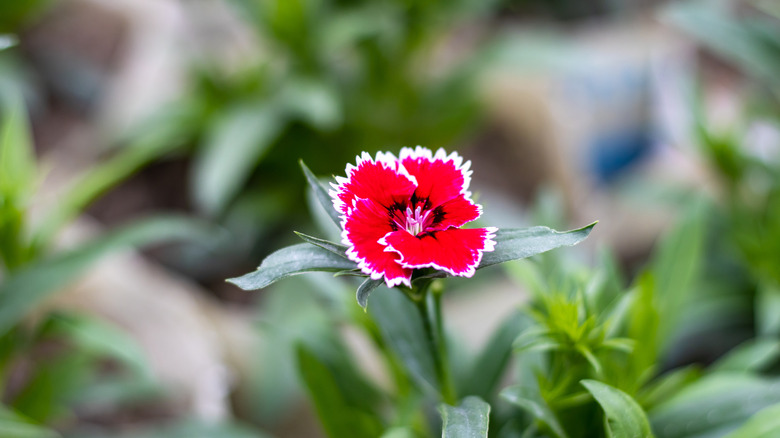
390,203,434,236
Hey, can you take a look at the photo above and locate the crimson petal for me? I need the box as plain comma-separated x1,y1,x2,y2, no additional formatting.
428,195,482,231
331,151,417,215
381,227,498,278
400,147,472,208
342,198,413,287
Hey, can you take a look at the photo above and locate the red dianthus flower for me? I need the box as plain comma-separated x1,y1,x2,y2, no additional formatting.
331,147,498,288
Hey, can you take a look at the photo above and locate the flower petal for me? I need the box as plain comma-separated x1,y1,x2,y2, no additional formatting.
342,198,412,287
400,147,473,208
380,227,498,277
330,151,417,215
428,194,482,231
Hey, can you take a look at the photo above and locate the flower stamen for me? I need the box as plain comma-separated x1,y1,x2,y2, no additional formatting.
404,205,431,236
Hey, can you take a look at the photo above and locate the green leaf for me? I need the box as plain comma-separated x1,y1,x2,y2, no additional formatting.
461,311,533,399
193,103,282,215
280,78,341,129
756,282,780,337
357,278,382,309
649,374,780,438
11,345,92,422
293,231,349,259
638,366,701,410
0,94,36,269
34,100,198,248
300,160,341,227
650,203,705,348
380,427,417,438
228,243,357,290
0,216,213,336
0,404,60,438
440,396,490,438
722,403,780,438
70,374,161,410
0,94,35,197
711,339,780,374
581,380,654,438
478,223,596,270
501,385,568,438
296,345,384,438
333,269,365,277
305,179,341,241
293,309,384,412
369,286,438,396
626,274,660,389
45,313,150,378
248,277,333,423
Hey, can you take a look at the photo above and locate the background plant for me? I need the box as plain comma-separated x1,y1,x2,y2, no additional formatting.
0,94,262,436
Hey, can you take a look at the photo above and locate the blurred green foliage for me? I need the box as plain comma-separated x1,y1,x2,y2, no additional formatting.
0,0,52,34
0,95,262,437
665,0,780,338
1,0,778,436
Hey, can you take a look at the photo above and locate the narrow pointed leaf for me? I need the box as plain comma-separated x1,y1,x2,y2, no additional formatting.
381,428,416,438
723,403,780,438
296,345,383,438
369,287,438,395
581,380,654,438
305,180,341,240
0,95,36,195
194,103,282,215
461,311,533,399
333,269,366,278
357,278,382,309
294,231,349,259
711,339,780,374
0,405,60,438
440,396,490,438
757,282,780,337
501,386,568,438
638,366,701,410
35,101,198,246
47,313,150,378
228,244,357,290
479,222,596,269
650,203,704,348
649,374,780,438
0,216,213,337
300,160,341,227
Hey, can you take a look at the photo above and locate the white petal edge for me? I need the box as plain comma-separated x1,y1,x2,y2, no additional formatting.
329,150,417,216
330,151,417,288
399,146,474,200
379,227,499,278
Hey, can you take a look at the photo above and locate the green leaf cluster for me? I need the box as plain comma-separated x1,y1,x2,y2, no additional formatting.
497,201,780,438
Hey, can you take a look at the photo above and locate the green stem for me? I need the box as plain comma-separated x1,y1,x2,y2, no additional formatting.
432,286,456,404
415,283,456,405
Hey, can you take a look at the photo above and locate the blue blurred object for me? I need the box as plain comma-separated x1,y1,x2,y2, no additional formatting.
589,127,653,183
